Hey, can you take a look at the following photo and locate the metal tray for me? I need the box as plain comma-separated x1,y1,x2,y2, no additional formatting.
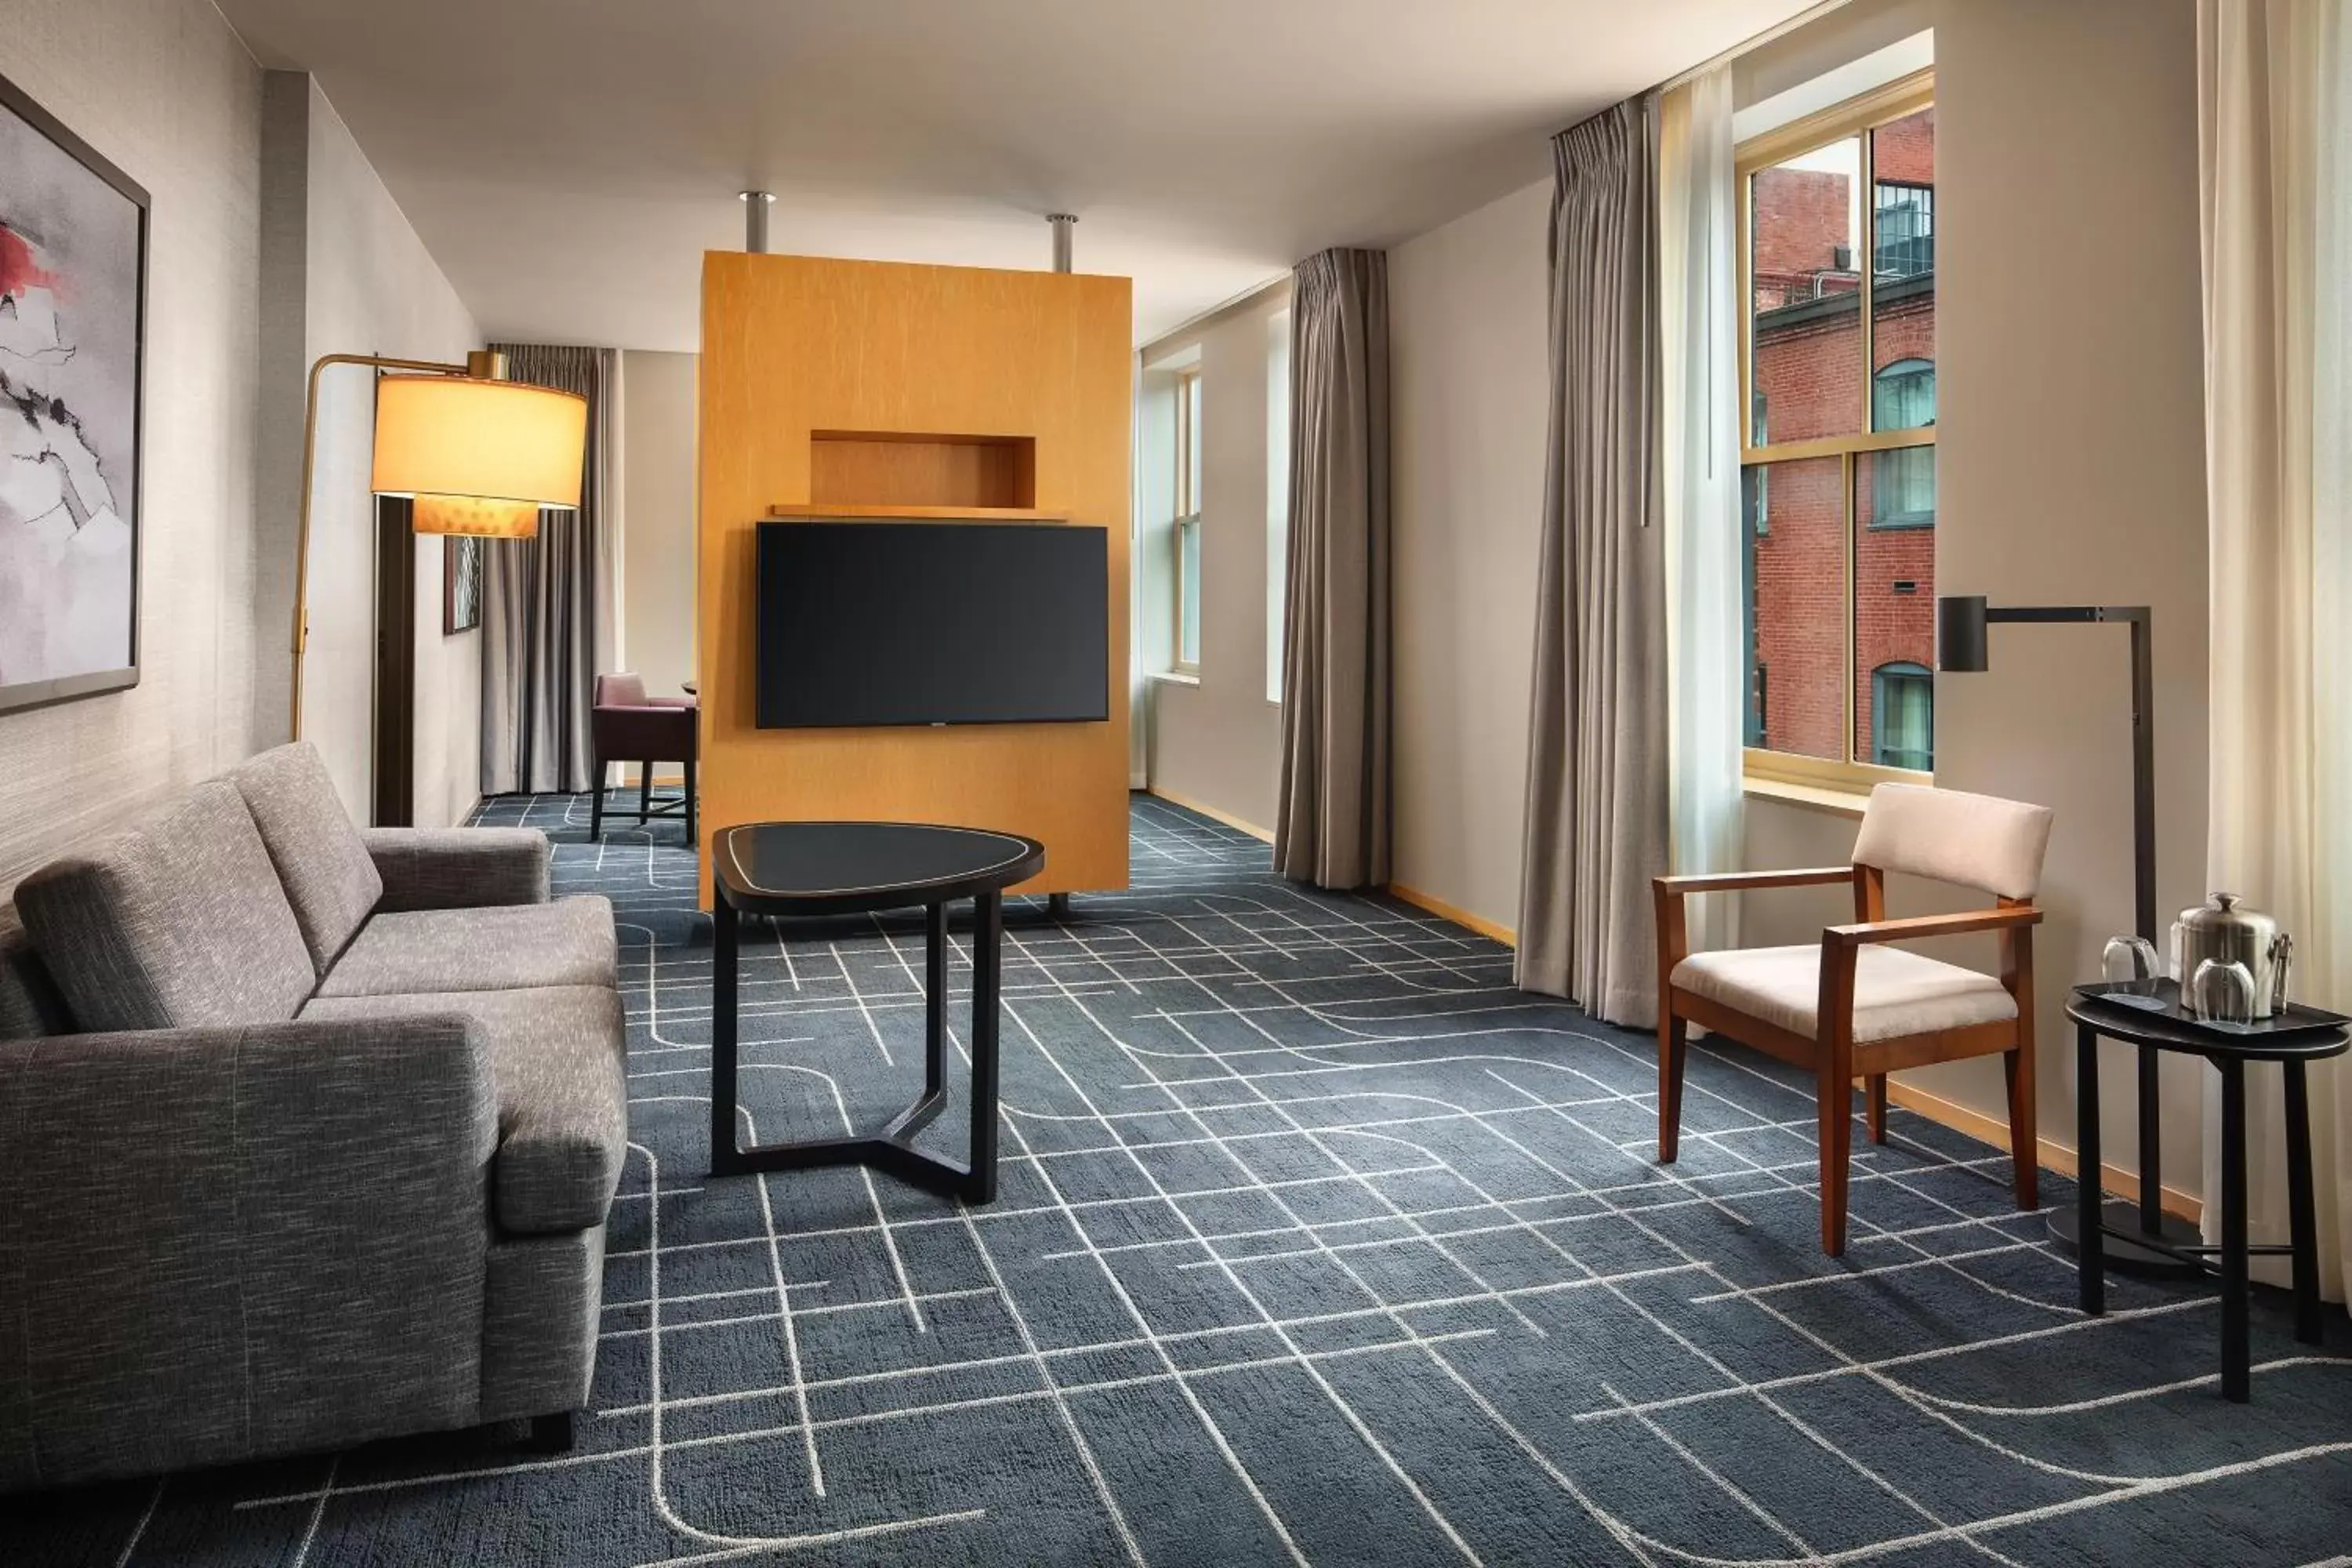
2074,978,2351,1041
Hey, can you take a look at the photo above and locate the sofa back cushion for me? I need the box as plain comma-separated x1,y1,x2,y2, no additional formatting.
0,906,74,1040
227,742,383,973
14,782,318,1031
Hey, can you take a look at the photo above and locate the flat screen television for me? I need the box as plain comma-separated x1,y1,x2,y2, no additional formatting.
755,520,1109,728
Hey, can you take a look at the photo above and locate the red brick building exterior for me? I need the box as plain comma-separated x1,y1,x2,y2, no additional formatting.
1746,108,1936,768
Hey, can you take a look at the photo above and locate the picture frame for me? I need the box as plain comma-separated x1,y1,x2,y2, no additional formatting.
0,68,149,716
443,534,484,634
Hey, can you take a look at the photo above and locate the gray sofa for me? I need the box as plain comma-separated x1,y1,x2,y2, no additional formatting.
0,742,626,1492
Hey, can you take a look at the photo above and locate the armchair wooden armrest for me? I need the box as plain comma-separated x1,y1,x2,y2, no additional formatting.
1823,906,2042,949
1654,867,1855,896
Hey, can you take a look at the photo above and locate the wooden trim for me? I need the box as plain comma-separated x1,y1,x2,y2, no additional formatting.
765,503,1069,521
1733,70,1935,176
1387,882,1516,946
1657,866,1855,895
1145,786,1272,844
1883,1078,2203,1224
1740,426,1935,466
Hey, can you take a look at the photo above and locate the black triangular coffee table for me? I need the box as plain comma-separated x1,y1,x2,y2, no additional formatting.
706,821,1045,1203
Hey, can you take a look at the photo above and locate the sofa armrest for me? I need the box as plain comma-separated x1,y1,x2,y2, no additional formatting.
0,1015,499,1488
363,826,551,911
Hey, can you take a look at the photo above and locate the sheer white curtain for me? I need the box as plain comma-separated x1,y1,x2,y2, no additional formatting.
2198,0,2352,1301
1661,67,1744,953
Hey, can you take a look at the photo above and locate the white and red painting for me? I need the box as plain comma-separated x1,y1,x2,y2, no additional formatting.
0,77,144,712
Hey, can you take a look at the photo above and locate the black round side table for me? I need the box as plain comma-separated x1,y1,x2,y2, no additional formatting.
707,820,1045,1203
2068,987,2348,1402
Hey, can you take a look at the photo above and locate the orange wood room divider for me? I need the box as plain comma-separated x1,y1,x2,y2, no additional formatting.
695,252,1134,906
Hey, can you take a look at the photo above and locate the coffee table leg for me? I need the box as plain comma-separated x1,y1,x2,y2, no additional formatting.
2284,1060,2322,1345
710,888,741,1175
925,902,947,1101
967,890,1002,1203
2076,1022,2104,1315
2219,1057,2250,1402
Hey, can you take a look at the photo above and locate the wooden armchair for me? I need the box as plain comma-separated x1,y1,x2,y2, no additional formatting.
1653,783,2055,1255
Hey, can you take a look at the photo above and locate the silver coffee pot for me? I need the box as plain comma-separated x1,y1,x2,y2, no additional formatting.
2171,893,2293,1018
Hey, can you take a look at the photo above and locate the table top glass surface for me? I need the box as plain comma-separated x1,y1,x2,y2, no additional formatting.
714,821,1038,903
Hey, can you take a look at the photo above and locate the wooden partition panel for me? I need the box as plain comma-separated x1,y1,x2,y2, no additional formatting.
697,252,1133,904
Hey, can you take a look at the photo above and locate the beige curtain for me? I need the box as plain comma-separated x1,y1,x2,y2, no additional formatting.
1274,249,1391,888
2198,0,2352,1302
481,344,620,795
1515,96,1669,1026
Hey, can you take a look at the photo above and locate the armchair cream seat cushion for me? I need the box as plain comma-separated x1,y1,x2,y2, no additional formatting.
1672,944,2018,1043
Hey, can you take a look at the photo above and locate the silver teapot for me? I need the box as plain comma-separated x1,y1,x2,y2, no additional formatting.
2171,893,2293,1018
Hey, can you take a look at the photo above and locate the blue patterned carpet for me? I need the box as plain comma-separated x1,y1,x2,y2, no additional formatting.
9,793,2352,1566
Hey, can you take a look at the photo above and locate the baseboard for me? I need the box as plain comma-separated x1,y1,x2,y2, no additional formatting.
1386,881,1517,947
1883,1079,2204,1225
1145,786,1274,844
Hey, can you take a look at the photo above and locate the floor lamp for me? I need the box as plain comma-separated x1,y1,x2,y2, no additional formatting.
1936,594,2196,1274
289,349,587,739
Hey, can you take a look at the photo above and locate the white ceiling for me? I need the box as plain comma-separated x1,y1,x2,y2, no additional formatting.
215,0,1813,350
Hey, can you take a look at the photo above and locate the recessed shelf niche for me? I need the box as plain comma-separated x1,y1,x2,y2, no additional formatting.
808,430,1037,510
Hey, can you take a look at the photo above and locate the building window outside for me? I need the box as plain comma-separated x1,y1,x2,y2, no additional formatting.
1874,181,1933,278
1174,368,1202,672
1871,661,1933,771
1741,71,1936,785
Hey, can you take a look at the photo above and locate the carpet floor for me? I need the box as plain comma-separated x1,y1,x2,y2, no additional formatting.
9,793,2351,1566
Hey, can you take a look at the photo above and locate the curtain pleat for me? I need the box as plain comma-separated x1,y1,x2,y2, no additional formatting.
1661,71,1746,956
1274,248,1392,888
480,345,619,796
2196,0,2352,1303
1515,96,1669,1027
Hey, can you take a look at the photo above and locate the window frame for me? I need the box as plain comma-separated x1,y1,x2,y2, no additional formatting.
1737,67,1936,798
1172,367,1202,674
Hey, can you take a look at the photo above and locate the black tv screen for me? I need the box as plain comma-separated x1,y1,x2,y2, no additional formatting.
755,521,1109,728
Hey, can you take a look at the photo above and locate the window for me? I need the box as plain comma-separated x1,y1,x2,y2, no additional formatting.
1871,662,1933,771
1741,77,1936,786
1174,368,1201,672
1267,310,1290,703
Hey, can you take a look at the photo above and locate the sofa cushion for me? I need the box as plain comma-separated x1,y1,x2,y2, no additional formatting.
316,897,619,1000
14,782,316,1032
0,906,73,1041
299,985,626,1234
227,742,383,974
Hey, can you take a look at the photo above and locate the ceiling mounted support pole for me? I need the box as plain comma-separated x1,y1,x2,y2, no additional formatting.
1048,213,1076,274
741,191,775,254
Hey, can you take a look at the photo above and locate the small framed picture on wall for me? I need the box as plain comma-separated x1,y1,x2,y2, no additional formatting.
444,535,484,634
0,69,150,714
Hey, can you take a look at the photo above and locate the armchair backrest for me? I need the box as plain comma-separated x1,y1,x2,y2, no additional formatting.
1851,783,2053,902
593,671,648,709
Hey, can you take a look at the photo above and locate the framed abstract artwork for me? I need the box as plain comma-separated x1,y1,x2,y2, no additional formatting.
0,70,148,715
444,535,484,634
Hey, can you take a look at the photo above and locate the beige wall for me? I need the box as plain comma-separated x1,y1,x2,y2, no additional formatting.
619,349,698,703
1388,177,1553,931
1766,0,2212,1197
256,74,485,830
1377,0,2214,1198
1140,283,1290,833
0,0,263,892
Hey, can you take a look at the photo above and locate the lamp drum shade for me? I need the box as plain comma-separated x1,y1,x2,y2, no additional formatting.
412,495,543,538
371,375,587,510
